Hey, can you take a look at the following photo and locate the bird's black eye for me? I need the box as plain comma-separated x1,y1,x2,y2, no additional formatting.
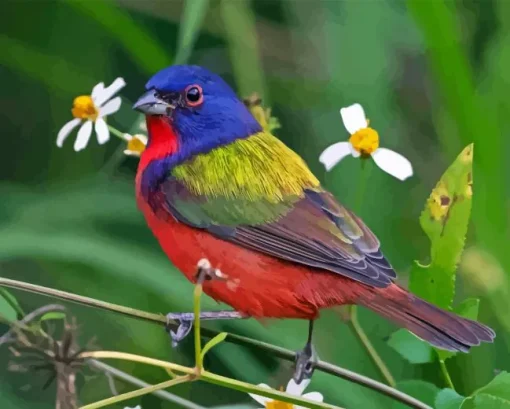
184,84,203,107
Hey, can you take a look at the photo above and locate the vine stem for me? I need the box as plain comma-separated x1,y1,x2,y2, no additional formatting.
348,306,396,387
80,351,342,409
88,360,206,409
107,124,130,141
0,277,432,409
194,282,203,372
439,359,455,390
80,375,191,409
348,160,396,387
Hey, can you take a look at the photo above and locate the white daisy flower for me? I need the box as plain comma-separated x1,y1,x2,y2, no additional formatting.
57,77,126,152
319,103,413,181
121,133,148,157
248,378,323,409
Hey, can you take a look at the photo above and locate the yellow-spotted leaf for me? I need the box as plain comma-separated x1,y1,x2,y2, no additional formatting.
410,144,473,310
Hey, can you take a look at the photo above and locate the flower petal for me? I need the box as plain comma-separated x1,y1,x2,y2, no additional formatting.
91,82,105,99
319,142,353,171
95,78,126,107
73,121,93,151
286,378,310,396
95,117,110,145
56,118,81,147
372,147,413,181
99,97,122,117
340,103,368,134
302,392,324,402
248,384,272,406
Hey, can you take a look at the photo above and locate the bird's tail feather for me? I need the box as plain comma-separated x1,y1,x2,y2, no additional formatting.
359,285,495,351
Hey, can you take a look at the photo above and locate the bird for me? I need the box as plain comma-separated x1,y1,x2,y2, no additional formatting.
133,65,495,382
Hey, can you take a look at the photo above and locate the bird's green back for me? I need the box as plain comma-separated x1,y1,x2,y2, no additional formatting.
171,131,320,225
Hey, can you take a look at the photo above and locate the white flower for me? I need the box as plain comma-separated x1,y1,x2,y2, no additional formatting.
124,406,141,409
57,78,126,152
248,378,323,409
122,133,148,157
319,103,413,181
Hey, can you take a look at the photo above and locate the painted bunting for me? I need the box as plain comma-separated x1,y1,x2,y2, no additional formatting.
133,65,494,382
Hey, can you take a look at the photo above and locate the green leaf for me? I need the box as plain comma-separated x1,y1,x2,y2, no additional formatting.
410,144,473,310
175,0,210,64
0,292,17,322
0,287,24,318
391,380,440,409
461,372,510,409
67,0,172,73
40,311,66,322
201,332,227,362
437,298,480,360
387,329,434,364
436,388,465,409
220,0,267,100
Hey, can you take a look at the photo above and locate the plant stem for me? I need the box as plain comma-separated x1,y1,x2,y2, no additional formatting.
0,277,432,409
80,375,191,409
88,360,205,409
107,124,129,141
348,306,396,387
348,161,396,387
194,282,203,372
439,359,455,390
80,351,343,409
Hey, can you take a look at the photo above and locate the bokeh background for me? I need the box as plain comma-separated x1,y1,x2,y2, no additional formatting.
1,1,509,408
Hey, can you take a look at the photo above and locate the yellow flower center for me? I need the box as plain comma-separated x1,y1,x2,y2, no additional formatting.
72,95,99,120
349,127,379,156
126,135,146,155
265,401,294,409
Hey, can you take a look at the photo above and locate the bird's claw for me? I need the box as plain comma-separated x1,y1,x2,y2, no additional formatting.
166,313,194,348
293,343,318,384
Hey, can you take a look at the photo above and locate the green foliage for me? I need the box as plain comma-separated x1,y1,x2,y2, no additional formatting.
387,329,433,364
389,146,481,363
39,311,66,322
67,0,172,73
410,144,473,310
391,380,439,409
436,389,465,409
201,332,228,362
220,0,267,100
455,372,510,409
0,292,17,322
175,0,210,65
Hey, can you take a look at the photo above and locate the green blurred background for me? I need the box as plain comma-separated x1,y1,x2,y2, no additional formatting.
1,0,509,408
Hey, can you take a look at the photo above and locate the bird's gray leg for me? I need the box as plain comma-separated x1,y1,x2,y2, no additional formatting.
166,259,246,347
293,320,318,383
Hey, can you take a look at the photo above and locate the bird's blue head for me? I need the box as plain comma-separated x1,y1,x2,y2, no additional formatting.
134,65,262,165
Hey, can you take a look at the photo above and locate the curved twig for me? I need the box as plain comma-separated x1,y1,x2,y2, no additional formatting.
0,277,431,409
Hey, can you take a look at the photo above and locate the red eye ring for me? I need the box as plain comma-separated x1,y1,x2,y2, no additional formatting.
184,84,203,107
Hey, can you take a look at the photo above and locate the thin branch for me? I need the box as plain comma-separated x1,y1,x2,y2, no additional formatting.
0,304,66,345
81,351,343,409
88,359,206,409
348,306,396,387
0,277,432,409
80,375,191,409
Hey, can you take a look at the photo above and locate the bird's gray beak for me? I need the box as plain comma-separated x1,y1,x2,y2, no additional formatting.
133,90,171,115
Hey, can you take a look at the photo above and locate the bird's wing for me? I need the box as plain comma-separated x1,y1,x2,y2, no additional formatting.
151,177,396,288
